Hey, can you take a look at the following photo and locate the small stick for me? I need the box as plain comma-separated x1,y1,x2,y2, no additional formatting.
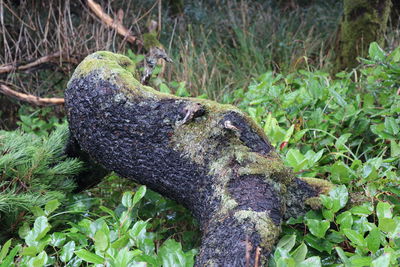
87,0,142,45
0,84,64,106
0,52,62,74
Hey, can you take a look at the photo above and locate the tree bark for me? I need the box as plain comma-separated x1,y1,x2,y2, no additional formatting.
335,0,391,71
65,51,332,266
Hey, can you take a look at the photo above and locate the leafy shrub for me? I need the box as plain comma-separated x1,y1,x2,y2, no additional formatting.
232,43,399,266
0,186,196,266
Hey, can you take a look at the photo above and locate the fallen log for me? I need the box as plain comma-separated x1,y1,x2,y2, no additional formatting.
65,51,332,266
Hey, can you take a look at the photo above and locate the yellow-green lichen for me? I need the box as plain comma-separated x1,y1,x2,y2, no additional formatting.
68,51,177,102
299,177,333,194
234,210,281,252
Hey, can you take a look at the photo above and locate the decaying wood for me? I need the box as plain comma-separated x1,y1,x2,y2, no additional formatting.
0,84,64,106
65,51,332,266
86,0,142,46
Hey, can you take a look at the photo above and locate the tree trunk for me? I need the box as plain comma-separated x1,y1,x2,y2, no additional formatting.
335,0,391,71
65,51,332,266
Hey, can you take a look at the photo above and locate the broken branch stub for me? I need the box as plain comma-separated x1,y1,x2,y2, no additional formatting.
65,51,331,266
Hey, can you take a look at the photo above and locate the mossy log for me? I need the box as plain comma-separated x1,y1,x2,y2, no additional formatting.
65,51,332,266
334,0,391,71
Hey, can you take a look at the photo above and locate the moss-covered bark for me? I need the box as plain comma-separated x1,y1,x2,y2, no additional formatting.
335,0,391,71
65,51,332,266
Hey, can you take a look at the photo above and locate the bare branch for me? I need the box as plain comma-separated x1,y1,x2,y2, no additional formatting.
0,52,64,74
86,0,142,46
0,84,64,106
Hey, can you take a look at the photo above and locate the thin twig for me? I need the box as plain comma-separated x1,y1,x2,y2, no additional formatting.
0,52,63,74
86,0,142,45
0,84,64,106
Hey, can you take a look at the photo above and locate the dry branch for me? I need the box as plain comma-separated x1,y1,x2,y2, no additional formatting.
86,0,142,46
0,84,64,106
0,52,64,74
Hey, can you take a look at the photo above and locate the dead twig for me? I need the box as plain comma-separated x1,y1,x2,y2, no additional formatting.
0,84,64,106
0,52,66,74
87,0,142,46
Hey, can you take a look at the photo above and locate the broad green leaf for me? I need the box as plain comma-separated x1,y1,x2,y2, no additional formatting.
384,117,399,136
297,256,321,267
30,251,48,267
366,228,380,253
111,236,130,249
350,203,373,217
378,218,397,233
291,243,307,263
369,42,386,61
285,149,307,172
306,219,330,238
343,228,366,247
335,247,350,265
94,230,109,252
391,140,400,157
33,216,51,241
132,186,147,207
122,192,134,208
336,211,353,229
158,239,192,267
335,133,351,151
376,202,393,220
50,232,66,248
329,185,348,212
159,83,171,94
371,253,391,267
44,199,60,215
276,235,296,252
60,241,75,263
74,249,105,264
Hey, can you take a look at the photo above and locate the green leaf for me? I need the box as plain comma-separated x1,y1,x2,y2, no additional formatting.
94,230,109,252
335,133,351,151
33,216,51,241
60,241,75,263
0,239,12,262
0,245,20,267
111,236,130,249
350,203,373,217
390,140,400,157
285,149,307,172
158,239,193,267
30,251,48,267
378,218,397,233
369,42,386,61
277,235,296,252
74,249,105,264
384,117,399,136
291,243,307,263
297,256,321,267
336,211,353,229
329,185,348,212
44,199,60,215
371,253,391,267
376,202,393,219
306,219,330,238
159,83,171,94
122,192,133,208
343,228,366,247
335,246,350,265
132,186,147,207
366,228,380,253
50,232,66,248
